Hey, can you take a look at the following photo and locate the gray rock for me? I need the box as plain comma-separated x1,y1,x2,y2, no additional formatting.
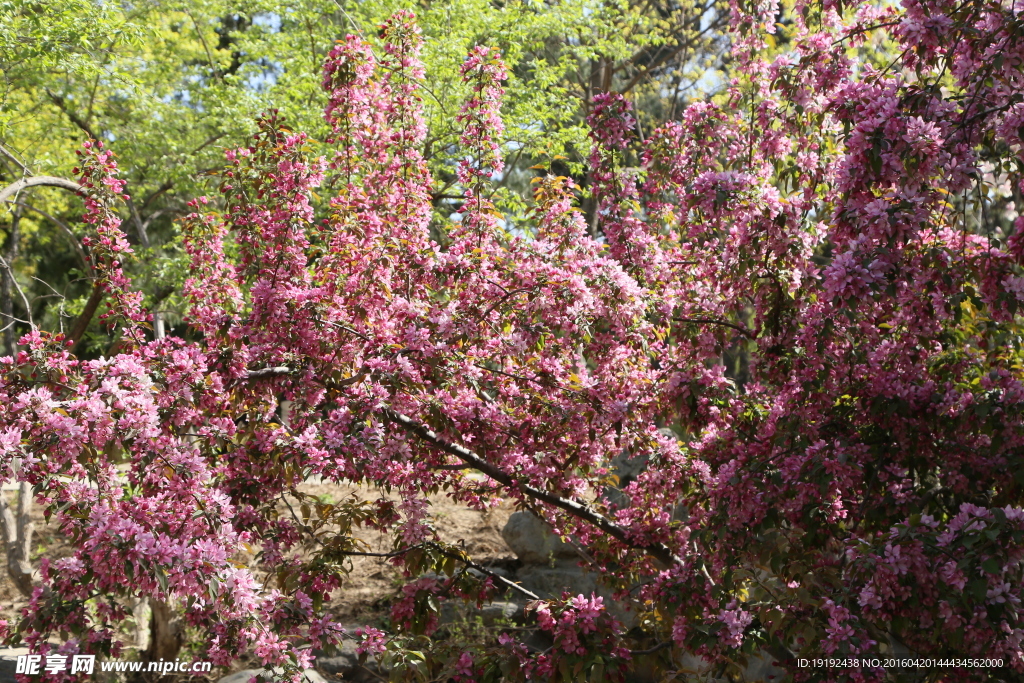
0,659,15,683
440,599,523,626
313,640,383,683
219,668,326,683
515,562,598,600
516,562,643,628
501,511,579,565
609,450,650,488
313,642,358,677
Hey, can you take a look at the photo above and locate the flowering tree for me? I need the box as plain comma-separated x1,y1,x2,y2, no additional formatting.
2,1,1024,682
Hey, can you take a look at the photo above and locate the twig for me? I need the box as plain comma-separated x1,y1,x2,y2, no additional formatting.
323,320,370,342
0,252,33,328
0,144,30,175
629,641,674,656
184,9,221,80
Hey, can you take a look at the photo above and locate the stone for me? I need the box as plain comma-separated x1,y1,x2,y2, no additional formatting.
0,648,30,683
515,562,643,628
0,658,17,683
515,562,598,600
312,639,382,682
440,599,523,626
500,511,578,565
313,647,357,678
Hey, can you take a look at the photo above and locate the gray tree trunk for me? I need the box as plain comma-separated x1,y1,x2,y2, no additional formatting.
1,207,22,357
0,480,35,597
145,599,184,662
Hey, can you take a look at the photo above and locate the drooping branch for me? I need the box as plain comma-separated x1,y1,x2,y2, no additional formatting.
381,409,680,568
242,364,680,566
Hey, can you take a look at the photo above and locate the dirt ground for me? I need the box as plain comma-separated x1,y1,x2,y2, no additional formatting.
0,483,517,630
293,481,518,624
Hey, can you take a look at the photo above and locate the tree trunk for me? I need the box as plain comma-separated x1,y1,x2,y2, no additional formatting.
146,599,184,662
0,480,35,597
137,322,180,661
1,207,22,357
131,597,151,652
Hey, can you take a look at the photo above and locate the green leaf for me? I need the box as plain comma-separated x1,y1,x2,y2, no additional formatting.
155,566,169,594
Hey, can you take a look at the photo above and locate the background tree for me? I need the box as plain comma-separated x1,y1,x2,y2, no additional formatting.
1,0,729,361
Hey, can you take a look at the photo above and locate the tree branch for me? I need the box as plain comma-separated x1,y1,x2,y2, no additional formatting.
423,541,541,602
140,181,174,213
67,282,105,351
125,194,150,249
245,366,293,379
675,317,756,339
0,176,83,205
629,640,673,656
46,89,99,140
381,409,680,568
241,367,681,567
0,248,32,330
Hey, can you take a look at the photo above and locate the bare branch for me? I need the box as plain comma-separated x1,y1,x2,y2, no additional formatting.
0,176,83,205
